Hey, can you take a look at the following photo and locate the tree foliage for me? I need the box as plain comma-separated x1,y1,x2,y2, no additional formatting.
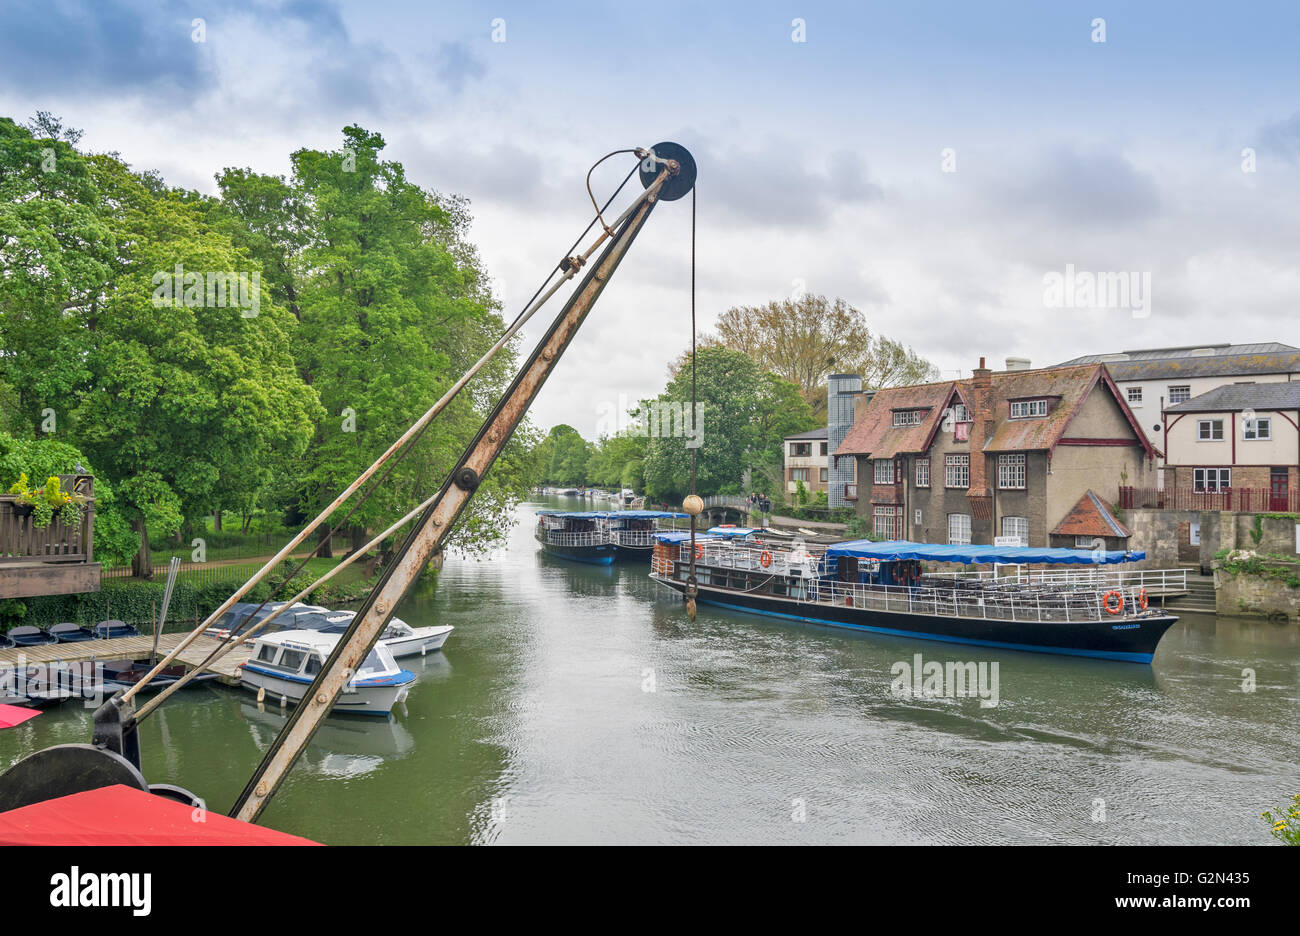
705,294,938,417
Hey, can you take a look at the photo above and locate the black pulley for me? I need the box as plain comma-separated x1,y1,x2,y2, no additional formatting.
453,466,480,491
0,743,148,812
640,142,696,202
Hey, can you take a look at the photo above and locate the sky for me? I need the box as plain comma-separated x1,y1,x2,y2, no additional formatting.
2,0,1298,439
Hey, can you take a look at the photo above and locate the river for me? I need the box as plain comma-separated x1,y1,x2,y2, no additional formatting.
2,495,1296,844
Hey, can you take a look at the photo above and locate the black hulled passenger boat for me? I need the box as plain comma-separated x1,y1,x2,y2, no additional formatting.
651,536,1180,662
535,510,616,565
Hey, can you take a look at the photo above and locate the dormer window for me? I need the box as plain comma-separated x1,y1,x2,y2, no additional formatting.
951,403,969,423
1009,399,1048,419
892,409,924,427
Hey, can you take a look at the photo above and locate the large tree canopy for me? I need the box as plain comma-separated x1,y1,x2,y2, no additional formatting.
705,294,938,417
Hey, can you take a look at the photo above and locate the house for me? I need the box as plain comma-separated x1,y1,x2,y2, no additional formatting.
834,358,1157,548
783,427,828,495
1161,382,1300,509
1055,342,1300,483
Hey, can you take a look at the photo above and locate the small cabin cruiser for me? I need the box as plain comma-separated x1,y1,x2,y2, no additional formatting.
238,630,415,717
297,610,453,658
204,601,331,640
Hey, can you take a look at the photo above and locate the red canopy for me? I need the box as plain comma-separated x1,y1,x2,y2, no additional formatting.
0,704,40,730
0,785,321,846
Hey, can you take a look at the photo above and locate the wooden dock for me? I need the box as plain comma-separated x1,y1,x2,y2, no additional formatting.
0,634,250,685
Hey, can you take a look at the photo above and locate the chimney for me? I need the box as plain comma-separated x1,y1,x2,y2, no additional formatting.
967,358,993,498
1005,356,1031,371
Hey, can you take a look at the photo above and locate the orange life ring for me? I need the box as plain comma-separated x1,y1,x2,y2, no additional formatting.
1103,590,1124,614
695,544,703,560
760,551,772,568
1138,588,1149,611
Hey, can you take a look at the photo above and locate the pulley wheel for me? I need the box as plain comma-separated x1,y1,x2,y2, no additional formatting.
640,142,696,201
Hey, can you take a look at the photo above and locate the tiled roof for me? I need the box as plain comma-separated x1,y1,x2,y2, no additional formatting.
835,363,1153,459
1052,490,1131,538
1164,382,1300,413
1056,344,1300,380
834,380,953,458
783,426,829,440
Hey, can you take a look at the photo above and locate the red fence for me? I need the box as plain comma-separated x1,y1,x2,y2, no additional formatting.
1118,486,1300,513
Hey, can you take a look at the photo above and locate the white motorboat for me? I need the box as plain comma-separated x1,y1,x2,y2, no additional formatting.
296,610,453,658
238,630,415,717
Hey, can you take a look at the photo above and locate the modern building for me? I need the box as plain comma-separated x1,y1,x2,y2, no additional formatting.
834,358,1157,548
782,427,829,496
826,373,862,509
1161,382,1300,508
1055,342,1300,484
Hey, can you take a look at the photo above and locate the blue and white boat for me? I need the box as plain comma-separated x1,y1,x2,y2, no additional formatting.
238,630,416,717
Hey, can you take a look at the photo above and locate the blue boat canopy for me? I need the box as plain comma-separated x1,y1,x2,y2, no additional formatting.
824,539,1145,565
605,510,688,519
653,531,719,545
706,527,761,538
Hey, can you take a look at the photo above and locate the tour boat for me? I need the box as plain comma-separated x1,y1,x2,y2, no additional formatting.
651,536,1180,663
535,510,616,564
238,630,415,717
605,510,688,561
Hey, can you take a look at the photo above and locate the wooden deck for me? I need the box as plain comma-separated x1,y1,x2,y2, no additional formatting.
0,633,250,685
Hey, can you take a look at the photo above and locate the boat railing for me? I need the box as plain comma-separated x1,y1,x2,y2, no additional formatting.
538,530,610,547
922,566,1187,593
807,577,1154,624
613,529,659,547
697,541,826,578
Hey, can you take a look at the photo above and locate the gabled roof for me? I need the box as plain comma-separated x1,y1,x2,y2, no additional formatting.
1052,490,1132,539
833,380,954,458
835,363,1155,460
1164,382,1300,413
783,426,828,440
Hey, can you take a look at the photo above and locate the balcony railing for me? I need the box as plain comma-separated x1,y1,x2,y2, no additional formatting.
0,475,95,563
1119,486,1299,513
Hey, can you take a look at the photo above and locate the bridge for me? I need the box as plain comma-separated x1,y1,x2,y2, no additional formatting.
699,495,762,527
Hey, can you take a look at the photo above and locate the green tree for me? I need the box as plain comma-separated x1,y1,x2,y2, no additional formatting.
642,347,814,503
72,155,320,577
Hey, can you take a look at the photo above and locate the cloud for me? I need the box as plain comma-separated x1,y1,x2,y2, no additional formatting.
1258,112,1300,162
432,41,487,94
986,146,1161,229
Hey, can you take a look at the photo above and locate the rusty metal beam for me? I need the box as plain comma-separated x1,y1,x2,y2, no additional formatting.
229,178,668,824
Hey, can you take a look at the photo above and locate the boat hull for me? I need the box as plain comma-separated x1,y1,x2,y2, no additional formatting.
239,667,410,716
655,577,1178,663
384,627,452,658
539,543,615,565
613,543,654,562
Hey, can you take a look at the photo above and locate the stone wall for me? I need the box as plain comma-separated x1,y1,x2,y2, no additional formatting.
1122,508,1199,569
1214,558,1300,621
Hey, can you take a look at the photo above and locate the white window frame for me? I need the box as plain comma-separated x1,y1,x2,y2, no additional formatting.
947,513,971,545
874,459,894,484
1197,419,1224,441
820,467,828,482
1126,387,1143,404
951,402,969,423
944,454,969,489
915,457,930,488
1168,385,1191,404
1001,516,1029,546
892,410,924,427
1009,399,1048,419
1075,535,1098,549
997,453,1026,490
1242,417,1272,440
1193,467,1230,492
873,506,897,539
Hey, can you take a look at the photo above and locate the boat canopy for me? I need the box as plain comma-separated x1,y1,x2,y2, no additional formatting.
605,510,687,519
706,527,760,539
536,510,608,519
824,539,1145,565
653,531,719,545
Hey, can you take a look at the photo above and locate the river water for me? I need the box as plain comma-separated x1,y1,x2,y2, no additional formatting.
3,496,1296,844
